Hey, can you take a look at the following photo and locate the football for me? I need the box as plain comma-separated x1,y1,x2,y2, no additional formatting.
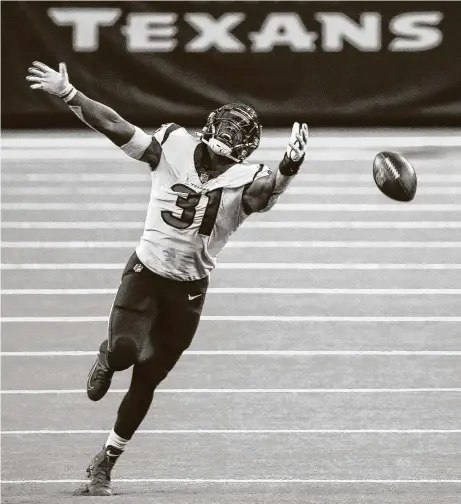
373,151,417,202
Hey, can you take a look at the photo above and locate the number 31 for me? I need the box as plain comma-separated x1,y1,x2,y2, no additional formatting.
161,184,223,236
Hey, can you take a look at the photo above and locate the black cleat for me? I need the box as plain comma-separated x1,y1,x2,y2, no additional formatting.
87,340,114,401
74,445,122,496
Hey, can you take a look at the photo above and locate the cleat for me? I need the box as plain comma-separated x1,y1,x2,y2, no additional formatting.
87,340,114,401
74,446,122,496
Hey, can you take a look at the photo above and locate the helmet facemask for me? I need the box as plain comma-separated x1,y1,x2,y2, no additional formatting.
200,104,262,163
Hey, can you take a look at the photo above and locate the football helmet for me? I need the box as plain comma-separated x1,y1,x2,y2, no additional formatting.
200,103,262,163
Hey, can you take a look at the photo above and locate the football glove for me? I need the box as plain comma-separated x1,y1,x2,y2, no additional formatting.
286,122,308,162
26,61,76,101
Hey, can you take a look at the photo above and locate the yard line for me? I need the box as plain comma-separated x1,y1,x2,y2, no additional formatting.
3,263,461,271
3,187,150,195
3,351,461,357
252,204,461,212
295,174,461,183
1,288,116,294
1,222,143,229
244,221,461,229
223,135,461,148
3,478,461,484
289,187,461,195
206,263,461,270
3,174,461,183
2,174,148,182
1,263,125,270
2,316,461,323
4,135,461,148
3,429,461,435
1,203,148,210
4,186,461,195
3,203,461,212
4,221,461,229
3,388,461,395
1,241,139,248
4,288,461,295
0,148,387,161
4,241,461,249
1,316,110,322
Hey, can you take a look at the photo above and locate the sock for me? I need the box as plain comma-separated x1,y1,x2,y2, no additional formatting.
105,428,129,453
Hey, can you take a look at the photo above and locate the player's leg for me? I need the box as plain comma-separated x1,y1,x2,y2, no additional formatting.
77,255,158,496
78,339,188,495
111,273,209,441
79,274,209,496
87,253,155,401
77,364,159,497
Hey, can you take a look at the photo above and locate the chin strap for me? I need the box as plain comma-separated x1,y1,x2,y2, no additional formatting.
201,137,241,163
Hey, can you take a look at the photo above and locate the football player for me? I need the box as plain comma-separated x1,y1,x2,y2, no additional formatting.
26,61,308,496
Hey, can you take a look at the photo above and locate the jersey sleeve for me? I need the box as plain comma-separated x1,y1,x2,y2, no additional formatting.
119,126,152,160
120,123,183,162
153,123,183,146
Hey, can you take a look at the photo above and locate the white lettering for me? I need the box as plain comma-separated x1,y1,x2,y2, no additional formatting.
316,12,381,52
389,12,443,52
48,8,121,52
185,13,245,52
123,13,178,52
249,13,317,52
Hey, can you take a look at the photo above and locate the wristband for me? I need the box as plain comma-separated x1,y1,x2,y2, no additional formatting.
60,84,77,102
279,153,303,176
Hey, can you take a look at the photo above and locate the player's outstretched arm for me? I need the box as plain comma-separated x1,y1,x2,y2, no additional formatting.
243,123,308,213
26,61,160,166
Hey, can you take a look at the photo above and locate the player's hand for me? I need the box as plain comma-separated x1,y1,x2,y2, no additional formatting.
26,61,73,97
286,122,308,162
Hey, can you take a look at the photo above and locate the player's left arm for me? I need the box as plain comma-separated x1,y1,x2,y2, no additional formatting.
243,123,308,213
26,61,161,166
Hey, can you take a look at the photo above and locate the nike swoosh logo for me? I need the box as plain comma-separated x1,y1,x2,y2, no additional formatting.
188,294,202,301
106,450,120,457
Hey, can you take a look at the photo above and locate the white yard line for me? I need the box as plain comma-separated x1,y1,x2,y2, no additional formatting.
2,388,461,395
3,263,461,270
3,203,461,211
1,263,126,269
3,221,461,229
286,187,461,195
3,174,461,183
3,241,461,248
1,241,139,248
1,222,143,229
3,429,461,435
1,316,109,322
2,351,461,357
3,187,461,195
3,288,461,295
1,149,383,161
2,478,461,484
2,316,461,323
3,135,461,148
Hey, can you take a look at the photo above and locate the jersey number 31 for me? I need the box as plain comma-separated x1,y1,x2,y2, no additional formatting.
161,184,223,236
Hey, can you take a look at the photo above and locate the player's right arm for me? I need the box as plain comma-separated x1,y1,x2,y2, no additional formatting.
26,61,161,167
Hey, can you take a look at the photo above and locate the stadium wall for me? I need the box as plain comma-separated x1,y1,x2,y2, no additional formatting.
2,1,461,128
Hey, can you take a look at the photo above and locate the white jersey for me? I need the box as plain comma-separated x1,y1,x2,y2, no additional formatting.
136,124,270,281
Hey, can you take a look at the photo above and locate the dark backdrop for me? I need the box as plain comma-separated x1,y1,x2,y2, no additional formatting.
2,1,460,128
